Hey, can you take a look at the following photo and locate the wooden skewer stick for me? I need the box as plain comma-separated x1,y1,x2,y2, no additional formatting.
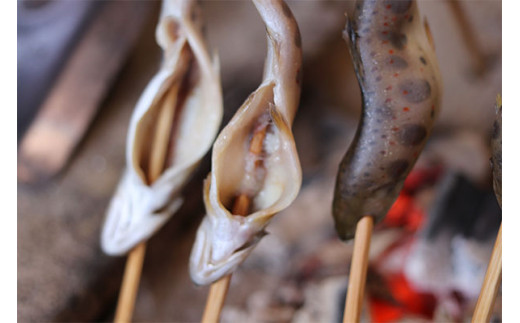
201,124,268,323
114,85,180,323
114,242,147,323
148,85,181,183
202,275,232,323
472,224,502,323
115,45,193,322
343,215,374,323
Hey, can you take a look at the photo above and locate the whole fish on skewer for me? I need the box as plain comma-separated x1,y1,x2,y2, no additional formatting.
102,0,223,255
333,0,442,240
190,0,303,286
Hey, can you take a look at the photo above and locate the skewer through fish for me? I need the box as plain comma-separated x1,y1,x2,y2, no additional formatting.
102,0,223,255
190,0,303,286
333,0,442,240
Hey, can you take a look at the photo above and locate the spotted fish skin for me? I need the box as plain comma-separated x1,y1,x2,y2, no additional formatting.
491,95,502,207
333,0,442,240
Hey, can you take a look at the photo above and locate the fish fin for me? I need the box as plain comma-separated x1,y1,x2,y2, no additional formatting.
423,18,435,50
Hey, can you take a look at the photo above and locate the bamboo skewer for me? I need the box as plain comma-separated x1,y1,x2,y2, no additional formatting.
343,215,374,323
202,275,232,323
114,88,179,322
201,125,267,323
148,86,181,183
472,224,502,323
114,242,147,323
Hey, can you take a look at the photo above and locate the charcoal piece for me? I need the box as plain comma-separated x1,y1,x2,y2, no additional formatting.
422,172,501,242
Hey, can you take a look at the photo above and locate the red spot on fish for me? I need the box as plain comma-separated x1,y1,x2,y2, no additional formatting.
431,105,435,110
403,107,410,111
384,22,389,26
392,127,400,131
386,85,393,90
382,31,389,35
385,98,392,103
392,16,397,22
390,59,394,64
390,141,396,145
386,4,391,9
403,90,409,95
382,40,389,44
394,73,399,77
389,49,394,54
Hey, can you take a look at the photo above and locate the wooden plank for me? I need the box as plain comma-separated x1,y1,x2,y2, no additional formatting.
18,0,153,183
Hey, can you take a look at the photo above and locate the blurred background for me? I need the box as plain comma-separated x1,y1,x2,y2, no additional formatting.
17,0,501,322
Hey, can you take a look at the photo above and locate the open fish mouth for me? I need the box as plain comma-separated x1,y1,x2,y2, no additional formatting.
189,180,266,285
101,169,183,256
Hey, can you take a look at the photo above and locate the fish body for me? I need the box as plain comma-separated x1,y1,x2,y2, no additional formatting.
101,0,223,255
333,0,442,240
189,0,302,285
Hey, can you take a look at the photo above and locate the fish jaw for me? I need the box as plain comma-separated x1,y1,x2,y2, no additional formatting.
101,169,183,255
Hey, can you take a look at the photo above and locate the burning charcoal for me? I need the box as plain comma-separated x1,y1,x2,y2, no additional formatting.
404,171,501,310
422,172,501,241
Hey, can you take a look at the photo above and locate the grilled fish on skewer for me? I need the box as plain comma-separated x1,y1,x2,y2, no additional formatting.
333,0,442,240
102,0,223,255
190,0,302,285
